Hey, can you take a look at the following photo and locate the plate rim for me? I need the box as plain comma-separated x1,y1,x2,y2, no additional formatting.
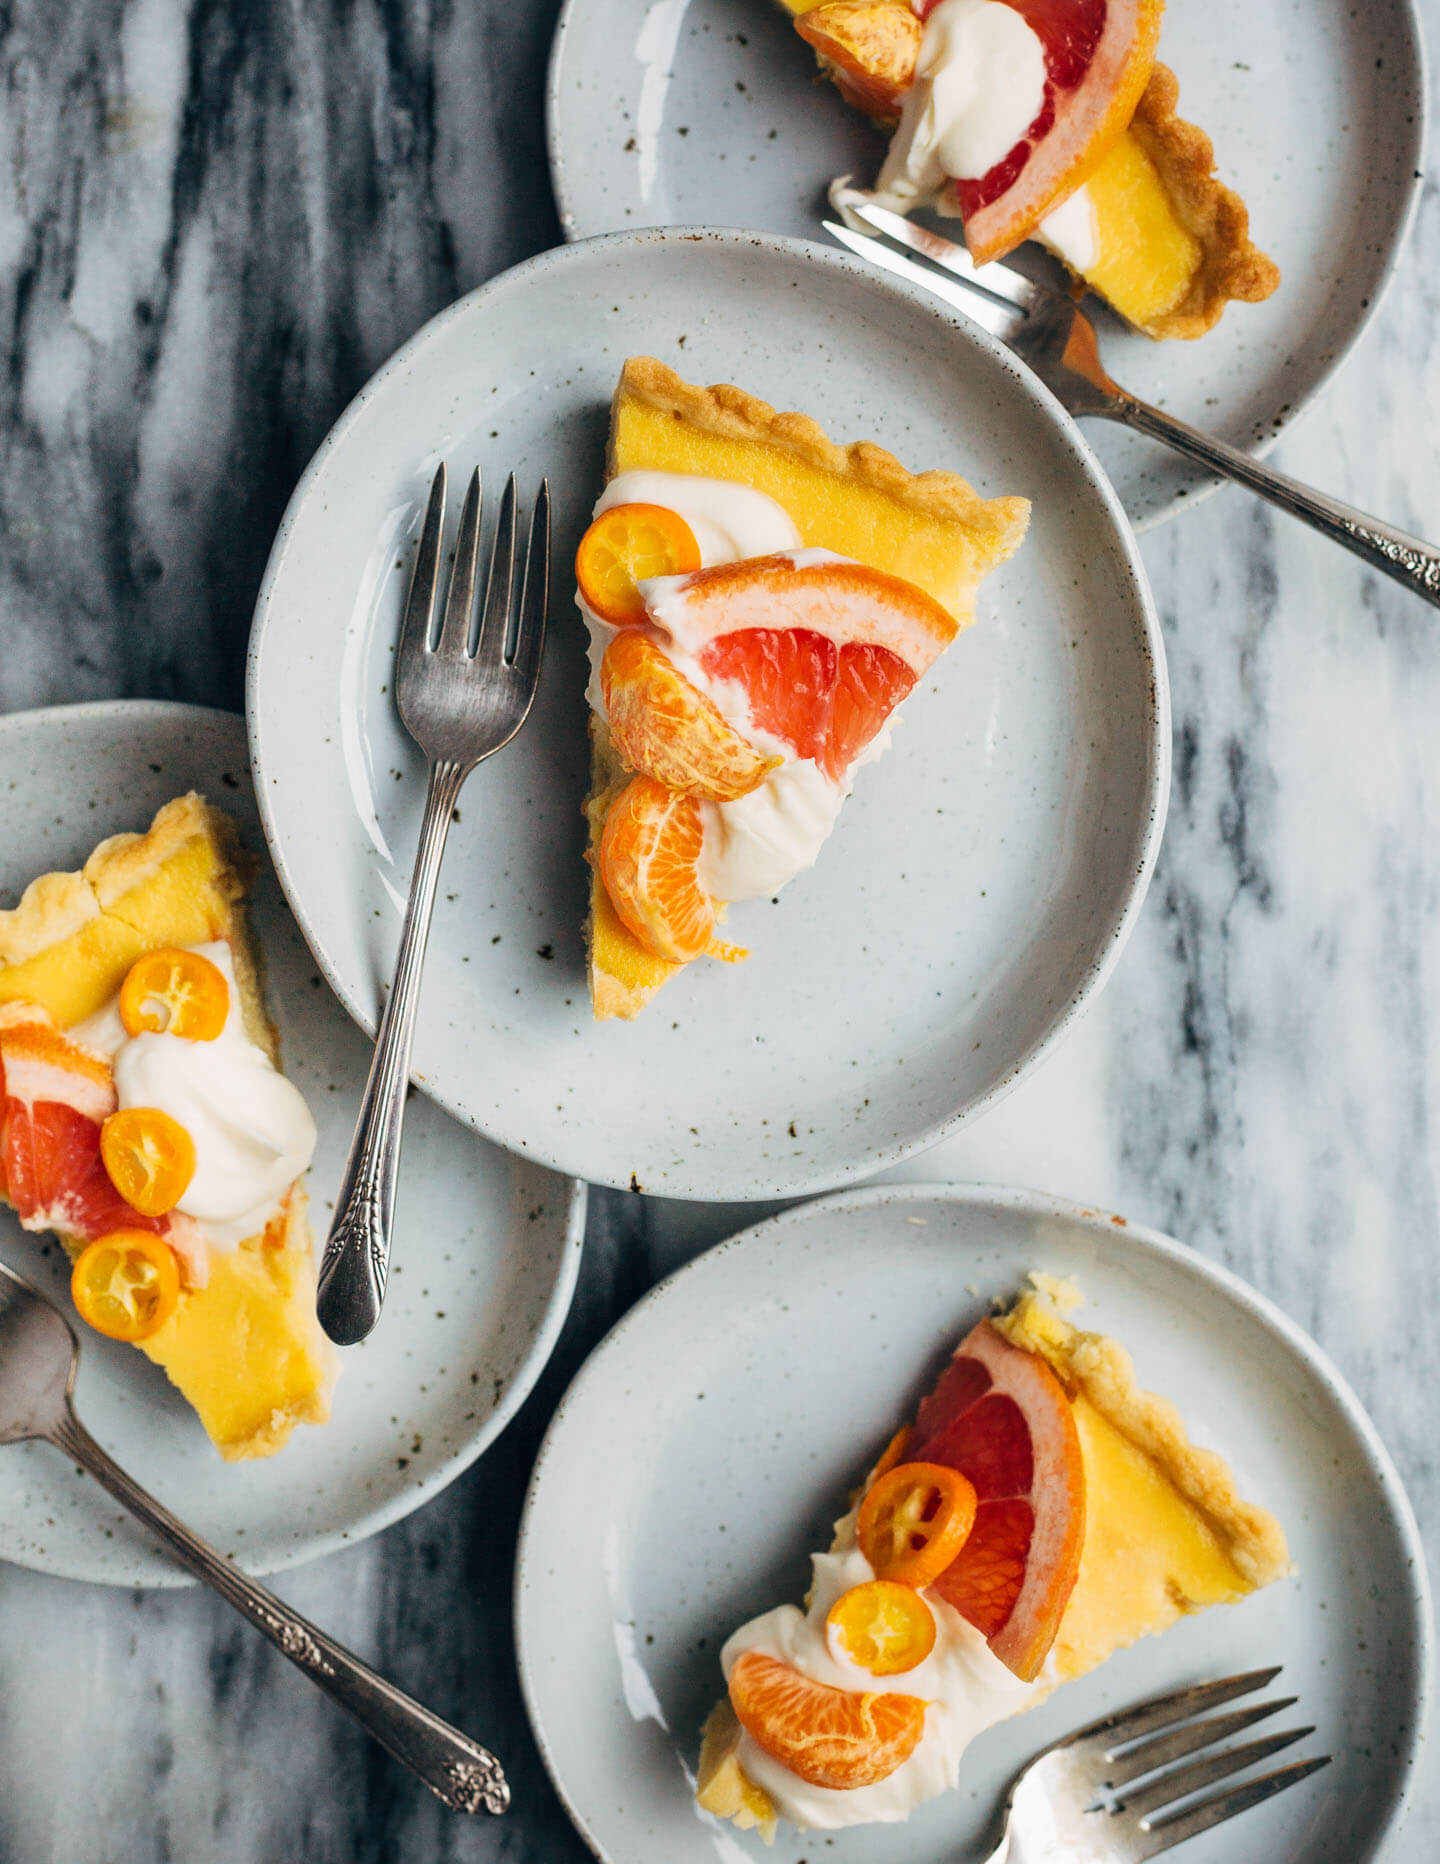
514,1178,1434,1864
246,224,1171,1202
543,0,1430,533
0,697,588,1588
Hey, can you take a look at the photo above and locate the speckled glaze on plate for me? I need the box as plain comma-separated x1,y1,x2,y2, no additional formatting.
0,703,584,1588
546,0,1427,530
515,1182,1432,1864
247,228,1167,1202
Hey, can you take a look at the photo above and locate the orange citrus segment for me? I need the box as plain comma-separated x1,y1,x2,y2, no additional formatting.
796,0,922,119
728,1650,928,1790
600,631,779,801
576,503,702,625
856,1461,978,1588
907,1317,1086,1679
597,775,717,962
119,948,229,1041
827,1580,937,1675
870,1424,913,1484
940,0,1164,264
100,1107,196,1218
71,1230,181,1342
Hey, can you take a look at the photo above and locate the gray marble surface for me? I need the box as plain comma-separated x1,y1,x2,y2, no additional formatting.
0,1,1436,1859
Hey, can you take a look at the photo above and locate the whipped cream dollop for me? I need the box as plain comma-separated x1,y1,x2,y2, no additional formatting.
874,0,1047,213
720,1509,1046,1829
78,942,317,1250
580,473,882,903
1035,182,1099,271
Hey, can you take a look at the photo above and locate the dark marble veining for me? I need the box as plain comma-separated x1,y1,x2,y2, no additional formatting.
0,1,1437,1859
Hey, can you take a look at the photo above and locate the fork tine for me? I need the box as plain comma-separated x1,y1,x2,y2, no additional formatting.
840,191,1041,313
1134,1756,1332,1858
1061,1668,1283,1759
508,479,550,692
1119,1725,1314,1818
823,221,1025,344
400,463,447,659
1105,1699,1298,1787
476,473,519,659
437,466,483,656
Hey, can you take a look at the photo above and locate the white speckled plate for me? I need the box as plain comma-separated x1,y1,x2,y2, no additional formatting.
515,1183,1432,1864
546,0,1427,529
247,229,1167,1201
0,702,584,1588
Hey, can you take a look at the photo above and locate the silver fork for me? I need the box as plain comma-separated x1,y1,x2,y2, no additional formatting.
826,185,1440,607
0,1259,509,1812
317,463,549,1346
985,1666,1329,1862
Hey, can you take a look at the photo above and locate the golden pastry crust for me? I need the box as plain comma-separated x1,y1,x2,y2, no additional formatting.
697,1698,778,1840
613,358,1030,562
995,1274,1291,1587
1118,64,1280,340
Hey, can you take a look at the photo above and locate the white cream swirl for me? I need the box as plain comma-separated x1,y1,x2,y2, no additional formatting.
82,942,316,1251
719,1510,1046,1829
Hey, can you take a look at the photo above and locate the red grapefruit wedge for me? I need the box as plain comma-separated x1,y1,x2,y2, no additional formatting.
905,1316,1085,1680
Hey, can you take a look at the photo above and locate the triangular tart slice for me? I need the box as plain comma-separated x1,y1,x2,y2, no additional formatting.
696,1274,1290,1837
580,357,1029,1020
0,795,336,1461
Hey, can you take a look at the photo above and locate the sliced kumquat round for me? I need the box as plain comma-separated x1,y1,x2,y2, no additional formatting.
727,1649,928,1790
100,1107,196,1218
826,1580,936,1676
598,775,717,962
869,1424,913,1484
601,631,779,801
575,503,702,625
70,1230,181,1342
119,949,229,1041
856,1460,978,1589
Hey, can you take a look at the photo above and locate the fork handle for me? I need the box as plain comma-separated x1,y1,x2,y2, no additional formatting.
48,1408,508,1812
317,756,467,1345
1104,395,1440,606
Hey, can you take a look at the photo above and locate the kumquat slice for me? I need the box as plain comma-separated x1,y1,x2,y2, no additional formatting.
575,503,701,625
856,1461,978,1589
119,948,229,1041
70,1230,181,1342
826,1579,937,1676
100,1107,197,1218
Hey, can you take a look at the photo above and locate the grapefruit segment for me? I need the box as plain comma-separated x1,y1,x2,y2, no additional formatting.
906,1317,1085,1680
727,1649,927,1789
600,631,779,801
931,0,1165,264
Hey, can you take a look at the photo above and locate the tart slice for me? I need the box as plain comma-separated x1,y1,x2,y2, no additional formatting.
579,357,1029,1020
787,0,1279,338
696,1275,1290,1836
0,795,336,1461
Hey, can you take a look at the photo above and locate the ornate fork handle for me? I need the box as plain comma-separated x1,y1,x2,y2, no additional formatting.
50,1408,507,1813
1106,394,1440,606
317,756,468,1345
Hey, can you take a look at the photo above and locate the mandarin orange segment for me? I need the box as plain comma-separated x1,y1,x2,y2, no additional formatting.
600,631,779,801
826,1580,936,1676
856,1461,977,1588
597,775,716,962
727,1650,928,1790
907,1319,1086,1680
100,1107,197,1218
119,948,229,1041
70,1230,181,1342
795,0,922,119
576,503,702,625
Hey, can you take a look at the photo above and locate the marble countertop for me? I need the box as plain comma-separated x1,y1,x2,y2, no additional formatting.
0,1,1436,1858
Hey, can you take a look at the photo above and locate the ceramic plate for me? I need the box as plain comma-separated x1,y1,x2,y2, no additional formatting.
247,229,1167,1201
516,1183,1431,1864
546,0,1427,529
0,702,584,1588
